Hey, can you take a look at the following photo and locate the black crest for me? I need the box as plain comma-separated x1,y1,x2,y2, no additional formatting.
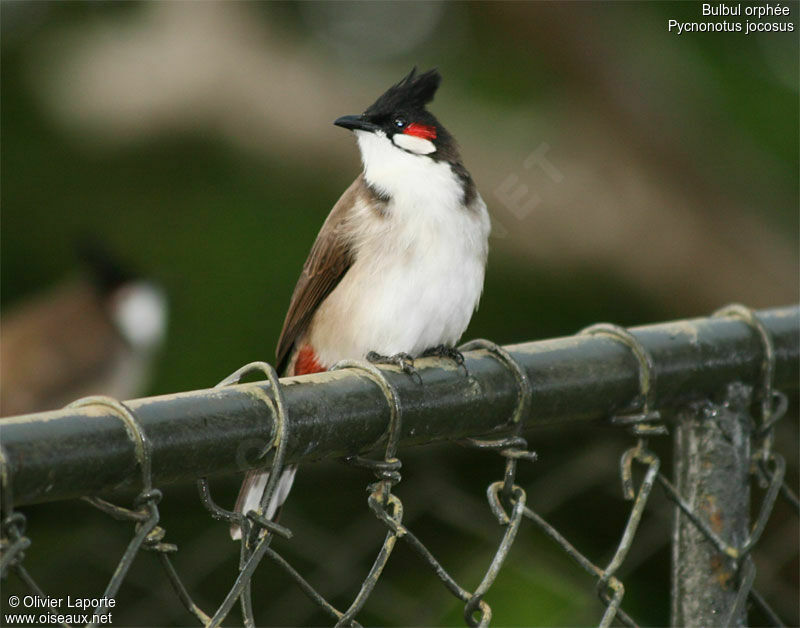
364,68,442,118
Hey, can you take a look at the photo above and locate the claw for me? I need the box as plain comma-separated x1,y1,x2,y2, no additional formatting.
422,344,469,375
367,351,422,383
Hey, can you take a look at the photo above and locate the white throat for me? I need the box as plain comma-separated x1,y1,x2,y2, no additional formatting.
356,130,458,205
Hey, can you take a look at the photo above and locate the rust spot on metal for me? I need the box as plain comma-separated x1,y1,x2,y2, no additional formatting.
700,495,724,534
709,509,724,534
709,555,735,589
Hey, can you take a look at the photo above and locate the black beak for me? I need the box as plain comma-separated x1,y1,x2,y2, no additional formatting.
334,115,380,133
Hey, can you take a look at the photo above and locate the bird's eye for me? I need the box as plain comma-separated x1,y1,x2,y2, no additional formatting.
393,117,407,128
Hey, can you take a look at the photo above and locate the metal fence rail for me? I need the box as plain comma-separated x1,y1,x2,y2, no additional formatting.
1,304,798,627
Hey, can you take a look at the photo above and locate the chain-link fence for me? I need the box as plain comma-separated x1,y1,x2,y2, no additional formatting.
1,304,798,627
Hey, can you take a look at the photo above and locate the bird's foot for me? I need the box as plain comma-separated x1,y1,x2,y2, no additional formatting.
422,344,468,375
367,351,421,383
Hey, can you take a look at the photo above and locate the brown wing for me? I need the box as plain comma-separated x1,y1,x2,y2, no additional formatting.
275,176,366,371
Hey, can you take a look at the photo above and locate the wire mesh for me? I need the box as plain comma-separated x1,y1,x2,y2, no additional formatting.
1,304,798,627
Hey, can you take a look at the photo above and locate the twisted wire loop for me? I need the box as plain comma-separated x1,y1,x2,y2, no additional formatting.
198,361,292,628
455,339,537,626
0,443,40,600
330,356,493,628
459,339,533,428
590,326,663,602
458,339,535,500
713,304,778,457
461,482,526,626
61,396,165,624
330,360,405,627
1,391,211,627
197,361,282,528
603,443,659,582
197,361,356,628
712,308,792,592
577,323,664,624
579,323,664,436
713,305,795,524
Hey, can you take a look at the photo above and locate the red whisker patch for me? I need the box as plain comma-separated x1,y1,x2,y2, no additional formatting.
295,345,326,375
404,123,437,140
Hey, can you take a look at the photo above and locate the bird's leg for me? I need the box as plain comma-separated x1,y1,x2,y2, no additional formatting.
367,351,421,383
421,344,468,375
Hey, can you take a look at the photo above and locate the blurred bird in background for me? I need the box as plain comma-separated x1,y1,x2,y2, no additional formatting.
0,241,168,416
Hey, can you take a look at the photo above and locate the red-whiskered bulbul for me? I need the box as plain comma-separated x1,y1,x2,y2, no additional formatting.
231,68,490,540
0,243,168,416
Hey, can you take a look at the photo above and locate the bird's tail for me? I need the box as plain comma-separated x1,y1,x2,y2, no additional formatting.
230,464,298,541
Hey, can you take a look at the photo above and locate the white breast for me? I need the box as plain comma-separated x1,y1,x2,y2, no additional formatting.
308,131,490,365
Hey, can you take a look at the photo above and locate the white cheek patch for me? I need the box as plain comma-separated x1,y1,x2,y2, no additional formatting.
392,133,436,155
